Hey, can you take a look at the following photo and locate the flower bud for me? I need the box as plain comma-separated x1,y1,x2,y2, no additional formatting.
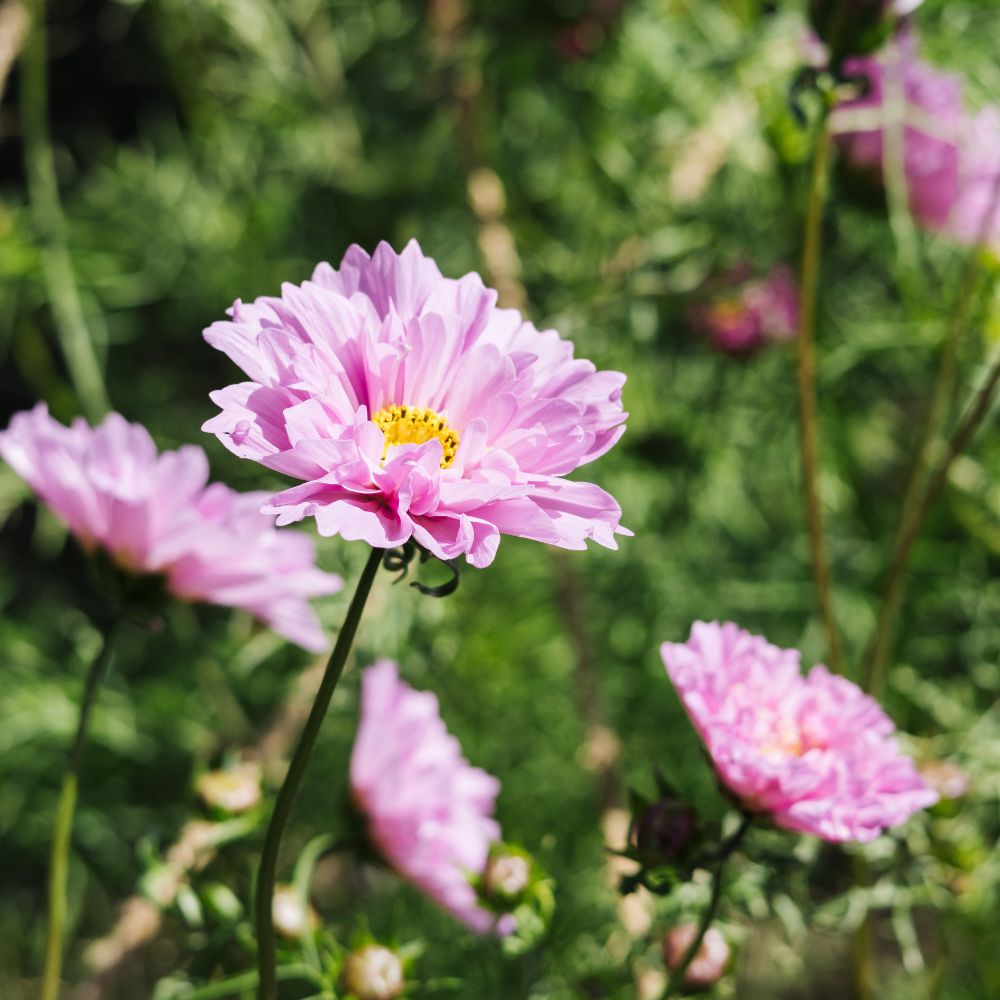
920,759,969,801
271,884,319,939
809,0,923,65
662,924,730,991
484,850,532,903
341,944,405,1000
631,797,699,866
196,763,261,815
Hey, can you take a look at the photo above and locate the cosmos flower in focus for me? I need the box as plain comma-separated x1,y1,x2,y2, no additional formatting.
349,660,514,935
689,265,800,357
832,35,1000,246
202,240,629,569
660,621,938,843
0,404,341,650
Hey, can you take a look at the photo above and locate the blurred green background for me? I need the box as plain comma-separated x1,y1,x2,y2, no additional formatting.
2,0,1000,997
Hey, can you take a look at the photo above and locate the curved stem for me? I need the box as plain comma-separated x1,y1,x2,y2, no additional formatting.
863,348,1000,695
662,816,751,1000
42,618,122,1000
796,114,845,675
21,0,109,420
256,548,382,1000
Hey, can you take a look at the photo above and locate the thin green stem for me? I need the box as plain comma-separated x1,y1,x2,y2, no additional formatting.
862,180,1000,694
185,963,322,1000
863,347,1000,695
881,38,922,303
662,816,751,1000
852,855,876,1000
796,114,845,676
255,548,382,1000
42,619,122,1000
21,0,109,420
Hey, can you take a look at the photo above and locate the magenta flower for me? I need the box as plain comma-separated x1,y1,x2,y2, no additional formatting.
660,622,938,843
689,265,800,356
202,240,629,568
350,660,513,934
0,404,341,650
832,36,1000,245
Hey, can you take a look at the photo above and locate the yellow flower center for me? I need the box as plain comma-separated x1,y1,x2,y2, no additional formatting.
371,404,460,469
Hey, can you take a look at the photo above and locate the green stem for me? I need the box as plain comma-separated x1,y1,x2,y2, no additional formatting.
255,548,382,1000
852,855,876,1000
42,619,121,1000
796,114,845,676
863,348,1000,695
862,184,1000,694
662,816,751,1000
881,37,922,303
21,0,109,420
185,963,322,1000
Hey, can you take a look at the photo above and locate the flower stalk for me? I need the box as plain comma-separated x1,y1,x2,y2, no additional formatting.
255,547,382,1000
21,0,109,421
661,815,750,1000
42,617,122,1000
862,175,1000,695
796,110,845,676
863,346,1000,696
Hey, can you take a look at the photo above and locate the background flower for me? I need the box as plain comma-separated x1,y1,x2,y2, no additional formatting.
660,621,938,842
350,660,513,934
832,34,1000,245
203,240,629,568
688,264,800,356
0,404,341,650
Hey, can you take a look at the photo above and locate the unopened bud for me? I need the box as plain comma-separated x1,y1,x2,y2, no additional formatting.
808,0,923,65
484,850,532,903
662,925,730,991
196,763,261,815
920,760,969,801
271,884,319,939
632,798,698,865
341,944,405,1000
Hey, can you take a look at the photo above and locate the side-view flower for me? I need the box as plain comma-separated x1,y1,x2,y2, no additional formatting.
0,403,341,650
202,239,630,568
350,659,516,935
660,621,938,842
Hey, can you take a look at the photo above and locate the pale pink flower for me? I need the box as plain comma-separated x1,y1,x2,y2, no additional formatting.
832,35,1000,245
202,240,629,568
662,924,730,990
350,660,513,934
0,404,341,650
660,622,938,843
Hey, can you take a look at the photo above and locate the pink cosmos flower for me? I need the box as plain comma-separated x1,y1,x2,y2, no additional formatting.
0,404,341,651
660,622,938,843
202,240,629,568
689,265,800,356
350,660,513,935
832,35,1000,245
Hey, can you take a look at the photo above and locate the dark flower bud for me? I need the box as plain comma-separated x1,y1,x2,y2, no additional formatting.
341,944,405,1000
631,797,699,866
809,0,923,66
